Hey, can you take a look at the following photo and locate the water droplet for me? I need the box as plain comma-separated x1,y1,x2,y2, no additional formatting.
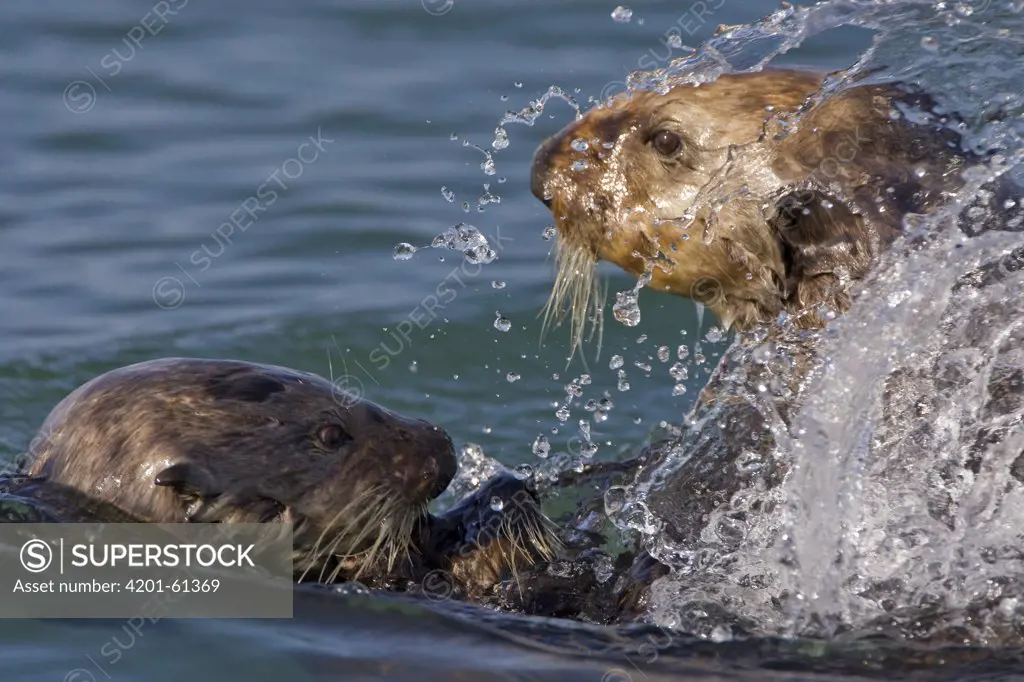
657,346,670,362
705,327,724,343
494,313,512,332
570,138,589,152
605,486,627,514
408,361,418,373
441,187,455,203
478,184,501,207
609,355,624,370
482,425,492,434
636,334,647,343
514,81,523,89
506,372,520,383
465,244,497,264
542,226,557,240
565,380,584,398
617,370,630,392
393,243,418,260
579,374,592,385
492,280,506,289
432,223,497,264
513,463,533,480
489,496,504,511
677,344,690,360
621,501,656,534
671,384,687,396
613,291,641,326
611,5,633,22
669,362,688,381
634,361,652,373
492,126,509,150
449,133,459,141
555,403,571,422
532,435,551,458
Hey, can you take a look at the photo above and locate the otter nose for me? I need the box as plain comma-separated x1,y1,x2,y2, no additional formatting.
531,136,559,208
400,422,457,503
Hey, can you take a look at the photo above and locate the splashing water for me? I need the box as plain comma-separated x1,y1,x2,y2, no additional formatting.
472,0,1024,645
393,223,499,265
599,0,1024,645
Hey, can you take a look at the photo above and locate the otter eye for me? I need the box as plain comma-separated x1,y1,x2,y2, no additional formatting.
651,130,682,157
316,424,350,450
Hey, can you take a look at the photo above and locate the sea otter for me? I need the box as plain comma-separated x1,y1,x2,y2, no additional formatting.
1,358,557,594
529,68,1009,348
524,67,1024,639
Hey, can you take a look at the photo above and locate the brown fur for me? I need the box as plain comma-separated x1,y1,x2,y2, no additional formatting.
14,358,565,595
22,357,457,581
26,358,455,521
531,68,970,336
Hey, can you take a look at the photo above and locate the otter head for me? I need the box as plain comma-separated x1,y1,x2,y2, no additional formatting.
26,357,457,581
531,69,970,343
420,472,560,597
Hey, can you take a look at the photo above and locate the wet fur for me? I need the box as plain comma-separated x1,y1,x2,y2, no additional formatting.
21,357,456,583
528,68,1024,628
531,69,975,348
419,473,561,597
10,358,562,596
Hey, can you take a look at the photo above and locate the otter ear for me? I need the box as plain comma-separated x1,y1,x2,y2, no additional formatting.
154,462,218,500
768,187,875,316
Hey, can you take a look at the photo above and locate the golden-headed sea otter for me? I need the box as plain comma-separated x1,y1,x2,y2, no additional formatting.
530,68,976,345
523,67,1024,638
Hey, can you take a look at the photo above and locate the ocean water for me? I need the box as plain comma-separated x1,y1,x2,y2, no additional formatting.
2,0,1021,680
0,0,870,468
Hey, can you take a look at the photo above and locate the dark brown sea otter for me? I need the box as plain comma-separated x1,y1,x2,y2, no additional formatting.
2,358,557,594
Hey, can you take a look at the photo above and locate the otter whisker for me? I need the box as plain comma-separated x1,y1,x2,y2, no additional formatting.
384,508,418,575
501,517,526,600
348,505,393,579
298,485,388,583
540,233,605,363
